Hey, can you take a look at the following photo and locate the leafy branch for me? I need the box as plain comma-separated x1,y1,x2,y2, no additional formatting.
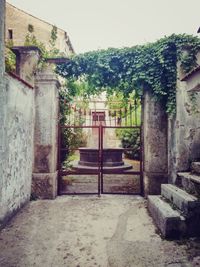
56,34,200,115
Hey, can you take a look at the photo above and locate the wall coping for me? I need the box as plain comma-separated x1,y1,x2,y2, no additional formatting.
11,46,41,56
181,65,200,82
45,57,70,64
35,74,61,88
7,72,34,89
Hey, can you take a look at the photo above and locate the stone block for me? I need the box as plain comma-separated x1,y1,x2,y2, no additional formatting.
178,172,200,197
32,171,58,199
143,90,168,196
144,172,168,196
148,195,186,238
161,184,200,216
191,162,200,174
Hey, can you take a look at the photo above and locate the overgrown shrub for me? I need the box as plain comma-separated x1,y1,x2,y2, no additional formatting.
60,127,87,168
116,128,140,160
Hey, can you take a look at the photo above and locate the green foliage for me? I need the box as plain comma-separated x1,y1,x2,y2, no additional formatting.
188,91,199,114
61,128,87,151
5,48,16,72
116,128,140,160
48,25,63,57
5,40,16,72
60,127,87,167
59,85,72,124
56,34,200,115
5,24,66,73
59,84,88,168
24,25,65,69
59,81,89,126
50,25,57,47
24,33,48,70
106,91,141,125
25,24,46,56
67,80,91,103
24,33,47,56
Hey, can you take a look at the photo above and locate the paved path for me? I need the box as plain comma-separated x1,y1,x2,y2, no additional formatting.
0,196,200,267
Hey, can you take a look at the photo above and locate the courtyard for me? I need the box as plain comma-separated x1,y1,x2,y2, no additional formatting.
1,1,200,266
0,196,200,267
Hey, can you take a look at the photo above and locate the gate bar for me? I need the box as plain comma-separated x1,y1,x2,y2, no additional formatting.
98,125,101,196
100,124,104,194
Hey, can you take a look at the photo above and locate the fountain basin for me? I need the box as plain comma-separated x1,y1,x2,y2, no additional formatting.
73,147,132,172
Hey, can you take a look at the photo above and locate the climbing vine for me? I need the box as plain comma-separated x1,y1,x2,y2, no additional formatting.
56,34,200,115
5,40,16,72
5,25,65,72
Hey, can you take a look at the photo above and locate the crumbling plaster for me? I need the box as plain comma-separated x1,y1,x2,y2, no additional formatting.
0,74,35,228
168,59,200,183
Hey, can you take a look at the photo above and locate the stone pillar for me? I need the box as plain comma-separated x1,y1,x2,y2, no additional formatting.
11,46,41,86
143,90,168,195
32,61,60,199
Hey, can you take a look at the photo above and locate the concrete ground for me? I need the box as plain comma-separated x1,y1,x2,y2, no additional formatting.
0,196,200,267
61,160,141,194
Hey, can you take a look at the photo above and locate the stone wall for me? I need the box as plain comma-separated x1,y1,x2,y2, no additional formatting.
0,1,60,227
0,74,35,228
143,90,168,195
168,62,200,183
5,2,74,55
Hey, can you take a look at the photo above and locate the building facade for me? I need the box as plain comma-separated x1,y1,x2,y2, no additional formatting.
5,2,74,56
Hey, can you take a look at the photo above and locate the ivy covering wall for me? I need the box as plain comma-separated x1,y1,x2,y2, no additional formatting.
57,34,200,115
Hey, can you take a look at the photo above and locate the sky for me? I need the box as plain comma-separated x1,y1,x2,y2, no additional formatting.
7,0,200,54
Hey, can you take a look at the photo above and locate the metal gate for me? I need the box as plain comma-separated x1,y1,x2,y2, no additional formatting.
58,97,143,196
58,125,101,195
100,125,143,195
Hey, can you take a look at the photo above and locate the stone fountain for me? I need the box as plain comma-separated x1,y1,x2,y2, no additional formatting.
73,147,132,172
73,125,133,172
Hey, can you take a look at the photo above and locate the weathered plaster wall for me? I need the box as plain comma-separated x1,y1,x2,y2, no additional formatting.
0,0,7,228
0,1,61,227
0,0,6,149
143,90,168,195
0,75,35,228
0,0,5,74
168,62,200,183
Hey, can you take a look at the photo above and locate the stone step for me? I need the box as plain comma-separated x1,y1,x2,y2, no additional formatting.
191,162,200,174
177,172,200,197
147,195,186,239
161,184,200,216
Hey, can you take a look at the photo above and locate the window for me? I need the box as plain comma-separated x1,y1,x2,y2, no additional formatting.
92,112,105,122
28,24,34,33
8,29,13,40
